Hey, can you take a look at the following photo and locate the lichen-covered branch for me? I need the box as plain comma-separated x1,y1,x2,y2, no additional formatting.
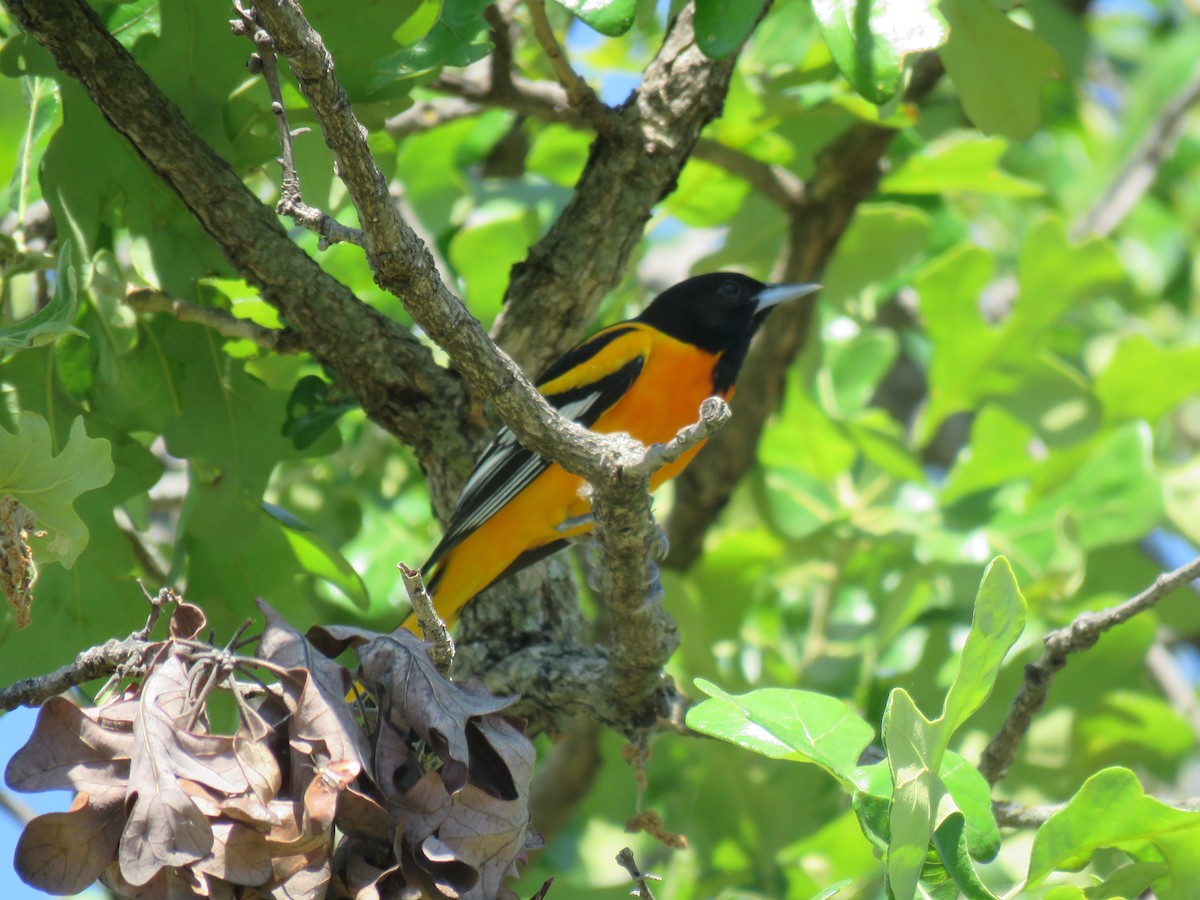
0,634,147,711
4,0,473,508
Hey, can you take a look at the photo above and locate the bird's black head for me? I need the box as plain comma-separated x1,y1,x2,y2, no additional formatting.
635,272,820,392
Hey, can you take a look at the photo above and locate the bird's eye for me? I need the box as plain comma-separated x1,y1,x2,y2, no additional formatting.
719,281,741,299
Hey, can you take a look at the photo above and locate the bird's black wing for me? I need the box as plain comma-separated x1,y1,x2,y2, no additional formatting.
423,324,647,570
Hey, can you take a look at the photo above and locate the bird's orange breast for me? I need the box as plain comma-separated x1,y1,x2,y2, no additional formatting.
419,331,728,626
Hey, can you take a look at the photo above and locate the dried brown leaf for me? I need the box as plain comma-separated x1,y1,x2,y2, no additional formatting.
265,760,359,889
311,626,512,767
14,790,124,895
269,858,332,900
257,601,369,771
119,653,215,884
438,785,535,900
336,782,394,843
330,835,402,900
101,862,196,899
466,717,533,802
5,695,133,795
395,771,453,845
413,833,480,897
193,820,272,887
168,600,207,640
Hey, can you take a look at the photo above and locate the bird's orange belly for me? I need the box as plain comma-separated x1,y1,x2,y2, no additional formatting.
425,339,726,624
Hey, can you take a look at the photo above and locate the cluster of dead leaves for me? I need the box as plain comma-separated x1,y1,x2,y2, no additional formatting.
6,597,544,899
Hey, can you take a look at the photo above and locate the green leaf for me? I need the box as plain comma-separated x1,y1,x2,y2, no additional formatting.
373,0,493,85
551,0,636,37
917,217,1125,439
758,467,843,540
394,0,444,45
41,81,228,295
932,813,999,899
1085,862,1171,899
822,328,898,416
881,134,1044,197
447,206,540,326
939,753,998,863
0,435,160,684
282,375,357,451
941,557,1026,735
266,503,370,611
687,679,875,786
759,374,856,480
0,239,86,353
841,414,925,483
937,0,1063,140
0,412,114,567
2,75,60,219
103,0,162,48
872,560,1021,897
1035,423,1162,550
851,759,892,849
881,687,946,900
665,159,752,227
813,0,947,104
821,203,933,304
694,0,763,59
1028,767,1200,895
1094,334,1200,426
941,405,1038,505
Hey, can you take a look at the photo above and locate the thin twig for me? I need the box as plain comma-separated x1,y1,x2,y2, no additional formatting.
399,562,454,675
1146,638,1200,743
979,555,1200,785
423,74,810,213
1072,58,1200,239
524,0,609,128
0,787,36,828
125,289,304,353
994,793,1200,829
992,800,1065,830
615,847,660,900
232,2,366,249
388,96,484,139
628,397,731,478
693,138,806,209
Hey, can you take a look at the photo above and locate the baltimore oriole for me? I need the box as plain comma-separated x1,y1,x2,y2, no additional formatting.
404,272,820,630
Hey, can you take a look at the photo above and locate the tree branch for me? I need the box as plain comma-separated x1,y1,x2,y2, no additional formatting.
1072,57,1200,239
491,2,754,375
593,399,730,719
125,289,305,354
421,72,801,211
0,633,148,711
979,555,1200,785
249,0,728,730
525,0,610,128
5,0,475,511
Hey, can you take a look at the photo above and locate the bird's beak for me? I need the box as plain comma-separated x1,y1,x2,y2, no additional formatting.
754,282,821,316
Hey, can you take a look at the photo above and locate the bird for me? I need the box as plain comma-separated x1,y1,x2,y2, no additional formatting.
403,272,820,631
